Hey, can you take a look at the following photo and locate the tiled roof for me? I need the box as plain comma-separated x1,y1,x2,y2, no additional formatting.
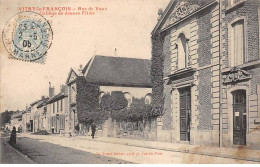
46,93,67,104
83,55,152,87
11,111,23,119
37,98,49,108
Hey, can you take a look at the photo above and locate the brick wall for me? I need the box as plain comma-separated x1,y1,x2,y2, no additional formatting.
197,68,213,130
197,7,214,131
223,0,259,67
197,8,212,67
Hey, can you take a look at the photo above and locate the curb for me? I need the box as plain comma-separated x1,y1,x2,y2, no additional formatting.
78,137,260,163
1,137,36,164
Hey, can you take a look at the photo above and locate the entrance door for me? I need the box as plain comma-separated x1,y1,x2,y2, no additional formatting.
30,120,33,132
179,87,191,141
233,90,246,145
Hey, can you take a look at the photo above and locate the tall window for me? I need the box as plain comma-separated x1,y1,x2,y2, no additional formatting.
53,103,55,113
57,101,59,112
230,20,245,66
61,99,63,111
177,34,189,69
124,93,132,108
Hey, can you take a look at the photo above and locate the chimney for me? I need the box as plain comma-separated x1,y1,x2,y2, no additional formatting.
49,82,55,97
114,48,117,57
41,96,45,100
64,85,68,96
60,85,65,93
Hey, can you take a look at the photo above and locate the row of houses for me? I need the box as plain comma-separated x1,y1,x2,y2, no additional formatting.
9,0,260,149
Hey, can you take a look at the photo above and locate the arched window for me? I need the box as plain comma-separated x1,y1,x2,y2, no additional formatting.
99,92,105,104
177,34,189,69
230,19,246,66
144,93,152,105
124,92,132,107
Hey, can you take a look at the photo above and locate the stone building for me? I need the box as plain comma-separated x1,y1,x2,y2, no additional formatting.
66,55,154,138
65,67,83,134
36,97,49,131
220,0,260,148
21,107,31,132
30,98,46,132
10,111,23,131
151,0,259,148
46,85,68,134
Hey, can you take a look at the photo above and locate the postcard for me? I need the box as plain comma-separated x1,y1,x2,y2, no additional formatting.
0,0,260,164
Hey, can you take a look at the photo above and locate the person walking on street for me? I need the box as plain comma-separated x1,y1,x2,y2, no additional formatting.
10,126,17,145
91,123,96,139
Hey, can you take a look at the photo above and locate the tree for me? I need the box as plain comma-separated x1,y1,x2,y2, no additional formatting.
128,98,152,121
76,77,100,126
100,91,128,121
0,110,13,127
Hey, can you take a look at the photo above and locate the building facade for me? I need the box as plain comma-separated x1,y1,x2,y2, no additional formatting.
220,0,260,148
151,0,259,148
66,55,154,139
10,111,23,131
21,108,31,132
46,85,68,134
66,68,83,135
36,97,49,131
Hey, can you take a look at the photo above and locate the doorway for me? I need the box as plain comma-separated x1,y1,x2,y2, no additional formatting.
232,90,246,145
179,87,191,141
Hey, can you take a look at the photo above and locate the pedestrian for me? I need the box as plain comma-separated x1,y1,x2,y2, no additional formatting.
75,124,79,135
18,125,22,133
91,123,96,139
10,126,16,145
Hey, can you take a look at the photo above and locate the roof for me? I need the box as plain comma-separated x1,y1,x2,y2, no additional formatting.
72,68,84,76
46,92,67,104
37,98,49,108
11,111,23,119
83,55,152,87
66,67,84,84
152,0,216,35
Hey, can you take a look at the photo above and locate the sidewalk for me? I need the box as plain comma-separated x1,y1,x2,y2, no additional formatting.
0,137,35,164
74,135,260,163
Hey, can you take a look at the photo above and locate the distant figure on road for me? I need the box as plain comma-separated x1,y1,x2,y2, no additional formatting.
10,126,16,145
75,124,79,135
91,123,96,139
18,125,22,133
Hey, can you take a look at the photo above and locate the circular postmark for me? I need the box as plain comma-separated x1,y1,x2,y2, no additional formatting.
2,11,53,62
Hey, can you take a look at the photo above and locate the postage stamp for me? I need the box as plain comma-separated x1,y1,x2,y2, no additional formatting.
2,11,53,64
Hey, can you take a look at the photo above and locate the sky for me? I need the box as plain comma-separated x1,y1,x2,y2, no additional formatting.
0,0,170,112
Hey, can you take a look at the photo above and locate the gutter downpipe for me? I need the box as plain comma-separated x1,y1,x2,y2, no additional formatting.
219,0,223,148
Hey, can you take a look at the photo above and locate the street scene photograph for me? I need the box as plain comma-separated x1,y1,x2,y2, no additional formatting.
0,0,260,164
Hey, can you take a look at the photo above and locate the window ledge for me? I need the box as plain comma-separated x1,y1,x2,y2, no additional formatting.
254,118,260,125
222,59,260,74
169,67,196,77
225,0,246,14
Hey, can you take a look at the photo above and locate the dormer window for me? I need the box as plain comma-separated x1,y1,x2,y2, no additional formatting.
177,34,189,69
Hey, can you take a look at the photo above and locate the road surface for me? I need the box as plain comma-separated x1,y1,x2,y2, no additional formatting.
0,135,33,164
11,134,259,164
